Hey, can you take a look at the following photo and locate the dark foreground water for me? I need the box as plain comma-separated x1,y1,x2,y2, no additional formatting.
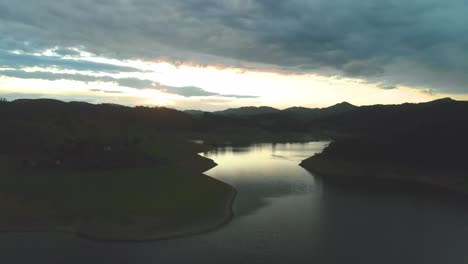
2,142,468,264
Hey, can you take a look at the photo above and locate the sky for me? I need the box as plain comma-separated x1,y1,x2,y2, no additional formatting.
1,0,468,111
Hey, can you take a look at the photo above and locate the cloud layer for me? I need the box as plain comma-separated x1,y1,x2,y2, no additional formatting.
1,0,467,93
0,50,142,73
0,69,257,98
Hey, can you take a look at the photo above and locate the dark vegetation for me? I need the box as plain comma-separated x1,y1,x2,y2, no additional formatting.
0,99,197,170
301,98,468,192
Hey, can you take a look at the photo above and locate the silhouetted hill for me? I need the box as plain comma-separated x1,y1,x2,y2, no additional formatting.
283,102,358,121
214,106,281,116
184,110,207,117
425,97,456,105
307,98,468,138
326,101,358,112
213,102,358,120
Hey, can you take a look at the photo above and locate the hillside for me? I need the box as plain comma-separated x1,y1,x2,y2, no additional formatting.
301,98,468,193
283,102,358,121
205,102,358,121
213,106,281,116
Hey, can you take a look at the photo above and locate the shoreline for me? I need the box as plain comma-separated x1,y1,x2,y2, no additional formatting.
76,184,237,242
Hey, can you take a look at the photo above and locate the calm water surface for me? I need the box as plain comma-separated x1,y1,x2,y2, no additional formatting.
2,142,468,264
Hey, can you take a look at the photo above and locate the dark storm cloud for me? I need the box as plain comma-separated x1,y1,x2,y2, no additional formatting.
1,0,467,93
0,69,257,98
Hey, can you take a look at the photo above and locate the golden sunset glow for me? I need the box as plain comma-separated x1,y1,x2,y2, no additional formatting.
0,54,452,111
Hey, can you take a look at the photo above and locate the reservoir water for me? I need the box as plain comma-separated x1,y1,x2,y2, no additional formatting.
2,142,468,263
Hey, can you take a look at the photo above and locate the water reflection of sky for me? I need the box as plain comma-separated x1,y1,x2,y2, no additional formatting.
201,142,329,216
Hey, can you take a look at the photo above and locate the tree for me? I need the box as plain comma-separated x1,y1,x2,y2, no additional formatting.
0,97,6,103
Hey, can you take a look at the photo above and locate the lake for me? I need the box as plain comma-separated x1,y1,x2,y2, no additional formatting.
2,142,468,264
